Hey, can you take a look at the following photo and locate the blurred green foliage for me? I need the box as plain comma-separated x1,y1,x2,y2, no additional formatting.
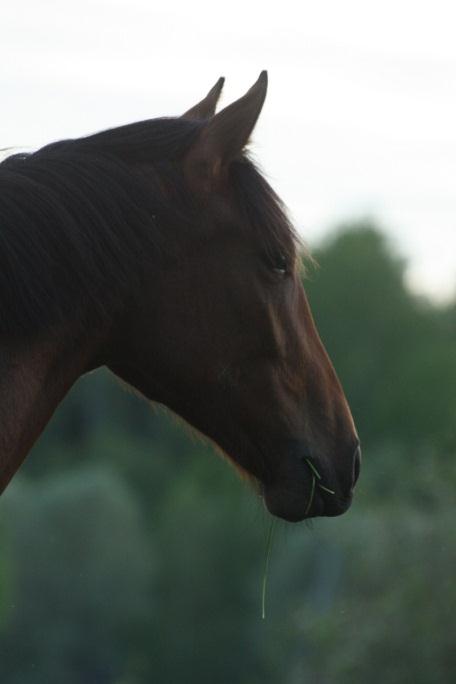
0,220,455,683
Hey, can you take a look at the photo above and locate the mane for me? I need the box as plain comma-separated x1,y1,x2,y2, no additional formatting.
0,117,298,338
230,155,300,267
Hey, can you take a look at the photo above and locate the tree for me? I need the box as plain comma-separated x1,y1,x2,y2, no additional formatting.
0,468,153,684
304,220,456,455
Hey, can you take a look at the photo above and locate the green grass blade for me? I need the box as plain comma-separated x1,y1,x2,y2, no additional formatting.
305,458,322,480
305,474,316,516
261,518,275,620
318,484,335,495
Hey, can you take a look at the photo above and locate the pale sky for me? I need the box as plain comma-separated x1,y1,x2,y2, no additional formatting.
1,0,455,301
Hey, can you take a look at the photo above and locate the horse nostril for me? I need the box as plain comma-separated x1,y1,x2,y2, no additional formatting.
352,444,361,486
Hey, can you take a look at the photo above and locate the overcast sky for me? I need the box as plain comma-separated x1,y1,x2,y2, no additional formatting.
1,0,455,301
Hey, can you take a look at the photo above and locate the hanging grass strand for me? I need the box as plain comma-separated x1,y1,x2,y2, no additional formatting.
304,474,316,516
261,518,276,620
260,461,335,619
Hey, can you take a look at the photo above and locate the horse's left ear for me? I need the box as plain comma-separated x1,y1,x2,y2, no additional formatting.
183,77,225,120
185,71,268,188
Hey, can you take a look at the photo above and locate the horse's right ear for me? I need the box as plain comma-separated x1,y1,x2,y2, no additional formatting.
185,71,268,190
183,77,225,120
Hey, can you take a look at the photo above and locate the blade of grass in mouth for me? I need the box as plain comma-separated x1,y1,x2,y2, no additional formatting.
304,474,316,516
261,518,275,620
261,460,335,618
305,458,322,480
318,483,335,495
305,459,335,496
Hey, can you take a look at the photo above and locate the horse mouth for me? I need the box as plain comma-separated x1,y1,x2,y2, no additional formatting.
262,481,353,523
222,440,356,522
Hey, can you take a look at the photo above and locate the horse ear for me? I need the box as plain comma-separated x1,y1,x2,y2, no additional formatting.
186,71,268,186
183,77,225,120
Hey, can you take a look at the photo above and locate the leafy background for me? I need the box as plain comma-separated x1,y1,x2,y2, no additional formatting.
0,221,455,683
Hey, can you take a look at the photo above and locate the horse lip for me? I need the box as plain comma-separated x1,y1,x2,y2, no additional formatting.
261,479,354,522
262,482,325,522
322,490,354,516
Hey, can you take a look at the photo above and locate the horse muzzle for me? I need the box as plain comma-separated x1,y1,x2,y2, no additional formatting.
262,442,361,523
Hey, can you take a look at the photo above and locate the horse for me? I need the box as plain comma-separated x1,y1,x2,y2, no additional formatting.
0,72,360,522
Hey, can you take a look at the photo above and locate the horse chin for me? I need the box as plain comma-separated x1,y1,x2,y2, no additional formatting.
262,484,320,522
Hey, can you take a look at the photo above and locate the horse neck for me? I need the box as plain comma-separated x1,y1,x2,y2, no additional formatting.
0,326,104,493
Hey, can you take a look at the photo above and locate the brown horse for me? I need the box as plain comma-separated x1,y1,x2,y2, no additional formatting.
0,72,360,522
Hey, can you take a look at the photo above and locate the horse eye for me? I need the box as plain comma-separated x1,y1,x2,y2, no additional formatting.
272,254,288,276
